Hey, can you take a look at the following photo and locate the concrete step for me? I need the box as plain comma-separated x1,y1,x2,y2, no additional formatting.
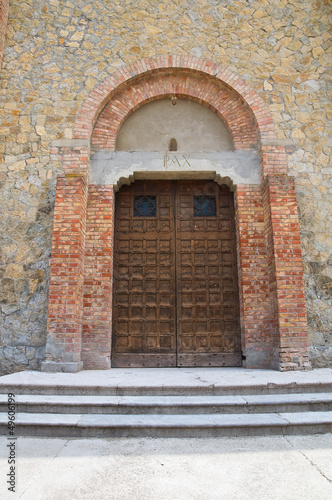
2,368,332,396
1,369,331,437
1,411,331,437
1,393,332,414
3,382,332,396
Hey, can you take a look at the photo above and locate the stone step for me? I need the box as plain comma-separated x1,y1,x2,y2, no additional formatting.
3,382,332,396
2,368,332,397
1,411,331,438
1,393,332,414
2,370,331,437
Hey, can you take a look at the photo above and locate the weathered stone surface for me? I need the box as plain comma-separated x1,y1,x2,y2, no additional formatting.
0,0,331,373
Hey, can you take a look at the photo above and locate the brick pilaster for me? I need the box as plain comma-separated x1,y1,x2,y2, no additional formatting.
82,185,114,369
42,174,88,372
235,185,276,368
261,145,288,176
263,174,311,370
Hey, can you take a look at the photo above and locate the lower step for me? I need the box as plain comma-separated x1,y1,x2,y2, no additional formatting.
1,411,331,437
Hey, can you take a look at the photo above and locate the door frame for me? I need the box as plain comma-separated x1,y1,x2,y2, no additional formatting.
111,179,242,368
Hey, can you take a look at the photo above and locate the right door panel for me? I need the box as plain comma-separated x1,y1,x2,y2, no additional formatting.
175,180,241,366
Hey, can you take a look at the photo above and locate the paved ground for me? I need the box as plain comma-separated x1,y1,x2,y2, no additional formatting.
1,434,332,500
1,368,332,498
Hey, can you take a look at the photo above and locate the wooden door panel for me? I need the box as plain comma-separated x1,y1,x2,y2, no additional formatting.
175,181,241,367
112,181,176,367
112,179,241,368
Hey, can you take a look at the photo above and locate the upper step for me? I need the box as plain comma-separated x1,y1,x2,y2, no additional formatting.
1,368,332,396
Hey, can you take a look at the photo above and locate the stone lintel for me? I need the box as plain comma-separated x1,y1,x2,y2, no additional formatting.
90,151,262,187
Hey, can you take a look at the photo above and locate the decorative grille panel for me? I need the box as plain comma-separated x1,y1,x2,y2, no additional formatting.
134,196,157,217
193,196,217,217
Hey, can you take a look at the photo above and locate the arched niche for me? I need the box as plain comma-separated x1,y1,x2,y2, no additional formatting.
115,98,233,152
89,73,261,187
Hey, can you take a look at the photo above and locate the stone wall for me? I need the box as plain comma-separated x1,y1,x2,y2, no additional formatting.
0,0,331,373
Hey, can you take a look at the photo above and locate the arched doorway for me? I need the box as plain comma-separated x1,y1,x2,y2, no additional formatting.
42,56,310,373
111,98,241,367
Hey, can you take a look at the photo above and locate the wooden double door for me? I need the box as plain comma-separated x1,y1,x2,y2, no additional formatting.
112,180,241,367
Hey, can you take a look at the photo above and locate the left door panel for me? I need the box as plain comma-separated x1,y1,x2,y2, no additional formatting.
112,180,177,367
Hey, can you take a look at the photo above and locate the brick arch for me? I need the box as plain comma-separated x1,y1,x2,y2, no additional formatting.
74,55,277,144
91,70,257,151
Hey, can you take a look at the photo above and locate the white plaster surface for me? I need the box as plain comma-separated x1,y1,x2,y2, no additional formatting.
115,98,234,152
0,434,331,499
89,151,261,187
